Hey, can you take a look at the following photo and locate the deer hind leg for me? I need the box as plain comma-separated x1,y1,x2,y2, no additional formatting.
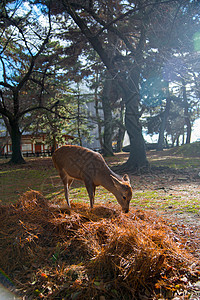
68,178,74,188
84,179,96,208
59,170,71,207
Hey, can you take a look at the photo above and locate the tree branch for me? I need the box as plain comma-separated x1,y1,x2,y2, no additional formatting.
62,1,119,77
17,104,75,120
17,5,52,91
0,80,15,91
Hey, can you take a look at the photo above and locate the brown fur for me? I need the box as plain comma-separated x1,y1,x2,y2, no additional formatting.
52,145,132,212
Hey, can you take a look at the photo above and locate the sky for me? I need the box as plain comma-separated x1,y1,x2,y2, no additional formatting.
191,118,200,142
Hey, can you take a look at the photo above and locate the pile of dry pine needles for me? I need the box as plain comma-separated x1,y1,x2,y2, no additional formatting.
0,190,199,299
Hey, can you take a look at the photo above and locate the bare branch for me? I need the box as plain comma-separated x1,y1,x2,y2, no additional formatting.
17,5,52,91
0,80,15,91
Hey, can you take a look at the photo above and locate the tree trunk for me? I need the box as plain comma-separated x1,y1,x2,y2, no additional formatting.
116,102,125,153
176,136,180,147
182,79,191,144
77,93,82,146
120,54,148,169
120,21,148,170
124,92,148,169
94,72,103,150
101,73,114,156
64,5,148,168
116,127,125,153
157,97,171,151
182,132,185,145
9,120,25,164
51,135,57,153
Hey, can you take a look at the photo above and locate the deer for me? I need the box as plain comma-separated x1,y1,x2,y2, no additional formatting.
52,145,132,213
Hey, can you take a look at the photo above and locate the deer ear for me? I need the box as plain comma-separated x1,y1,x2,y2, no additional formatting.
110,174,122,189
122,174,130,183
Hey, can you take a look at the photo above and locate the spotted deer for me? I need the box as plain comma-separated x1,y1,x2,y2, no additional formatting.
52,145,132,212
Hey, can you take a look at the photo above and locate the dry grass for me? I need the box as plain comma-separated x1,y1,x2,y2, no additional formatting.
0,191,199,299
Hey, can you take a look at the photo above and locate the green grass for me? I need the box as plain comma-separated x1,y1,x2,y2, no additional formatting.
149,156,200,169
0,168,56,203
148,141,200,169
131,189,200,214
0,157,116,206
0,157,59,204
169,141,200,157
50,185,116,208
1,143,200,215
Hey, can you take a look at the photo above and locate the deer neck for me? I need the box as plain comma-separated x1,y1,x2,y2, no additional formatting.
100,171,121,197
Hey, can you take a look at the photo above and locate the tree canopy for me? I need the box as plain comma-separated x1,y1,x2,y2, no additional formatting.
1,0,200,166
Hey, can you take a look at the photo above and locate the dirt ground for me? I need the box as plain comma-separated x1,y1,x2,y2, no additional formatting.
106,150,200,263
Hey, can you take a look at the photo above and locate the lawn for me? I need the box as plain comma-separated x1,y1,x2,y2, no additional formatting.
1,146,200,215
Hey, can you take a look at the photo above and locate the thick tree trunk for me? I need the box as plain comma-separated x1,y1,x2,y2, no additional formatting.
9,120,25,164
121,21,148,170
120,48,148,169
124,92,148,169
64,5,148,168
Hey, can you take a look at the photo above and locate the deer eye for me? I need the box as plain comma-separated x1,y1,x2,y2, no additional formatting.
123,196,126,200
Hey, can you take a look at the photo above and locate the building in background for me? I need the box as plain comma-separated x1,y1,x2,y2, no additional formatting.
0,133,74,157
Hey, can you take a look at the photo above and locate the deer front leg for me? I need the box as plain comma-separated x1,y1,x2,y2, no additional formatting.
60,170,72,207
84,179,96,208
